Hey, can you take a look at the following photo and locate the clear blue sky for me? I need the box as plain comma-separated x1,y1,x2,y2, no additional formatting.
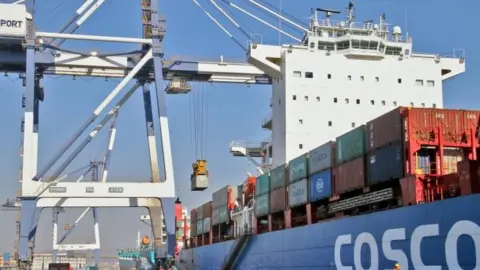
0,0,478,256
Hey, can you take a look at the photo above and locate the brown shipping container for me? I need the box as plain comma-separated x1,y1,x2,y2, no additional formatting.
457,160,480,195
190,209,197,223
408,108,464,135
334,156,365,194
367,108,403,151
399,175,424,206
269,187,286,214
202,201,212,218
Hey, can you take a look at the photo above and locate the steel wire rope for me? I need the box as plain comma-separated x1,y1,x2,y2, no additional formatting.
191,0,247,51
241,0,305,35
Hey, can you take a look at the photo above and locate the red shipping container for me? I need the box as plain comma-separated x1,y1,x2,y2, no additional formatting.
405,108,464,143
269,187,286,214
367,107,404,151
462,110,480,131
190,209,197,223
457,160,480,195
399,175,425,206
334,156,365,194
202,201,212,218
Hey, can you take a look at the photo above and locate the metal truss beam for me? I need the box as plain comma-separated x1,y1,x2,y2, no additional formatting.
0,51,269,83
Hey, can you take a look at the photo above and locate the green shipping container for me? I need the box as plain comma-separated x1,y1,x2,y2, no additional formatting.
255,193,269,217
289,153,308,183
336,125,367,164
196,220,204,234
270,164,286,191
255,173,270,196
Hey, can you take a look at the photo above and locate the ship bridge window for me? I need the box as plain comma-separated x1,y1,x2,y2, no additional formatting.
433,103,437,108
398,78,402,84
421,103,425,108
310,42,315,48
345,98,349,104
379,43,385,53
316,97,320,102
348,75,352,80
351,122,356,128
328,121,332,126
334,98,338,103
427,80,435,87
356,99,360,104
352,40,378,50
381,100,386,105
415,79,424,86
360,76,365,81
370,100,375,105
305,72,313,78
318,41,335,51
385,46,402,55
292,95,297,100
393,101,398,106
375,77,380,82
299,144,303,149
337,41,349,50
293,71,301,77
327,74,332,79
304,96,308,101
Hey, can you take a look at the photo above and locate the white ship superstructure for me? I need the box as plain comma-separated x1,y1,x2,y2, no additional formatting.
247,3,465,167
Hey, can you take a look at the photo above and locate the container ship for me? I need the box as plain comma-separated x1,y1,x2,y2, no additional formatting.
179,2,476,269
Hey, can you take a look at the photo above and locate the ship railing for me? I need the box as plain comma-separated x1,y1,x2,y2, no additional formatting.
262,113,272,126
412,49,465,59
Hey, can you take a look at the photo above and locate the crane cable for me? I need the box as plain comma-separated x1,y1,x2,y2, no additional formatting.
189,82,209,160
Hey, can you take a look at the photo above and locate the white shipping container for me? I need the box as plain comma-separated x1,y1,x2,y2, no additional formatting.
288,179,308,207
212,185,238,209
309,141,334,175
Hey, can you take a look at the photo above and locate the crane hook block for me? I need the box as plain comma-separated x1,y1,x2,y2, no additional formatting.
191,160,209,191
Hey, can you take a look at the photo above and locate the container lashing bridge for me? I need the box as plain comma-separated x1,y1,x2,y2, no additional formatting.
0,0,271,269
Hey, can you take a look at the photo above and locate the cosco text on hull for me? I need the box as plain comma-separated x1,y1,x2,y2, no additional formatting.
335,220,480,269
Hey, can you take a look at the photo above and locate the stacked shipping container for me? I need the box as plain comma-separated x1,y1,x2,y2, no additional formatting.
269,164,286,214
195,202,212,235
335,126,367,193
255,173,270,217
212,185,237,226
308,142,335,202
188,107,480,245
288,154,309,208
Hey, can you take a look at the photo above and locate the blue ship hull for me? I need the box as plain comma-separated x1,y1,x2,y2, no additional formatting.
181,194,480,269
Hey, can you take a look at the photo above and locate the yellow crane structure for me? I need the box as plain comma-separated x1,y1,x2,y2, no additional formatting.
189,83,209,191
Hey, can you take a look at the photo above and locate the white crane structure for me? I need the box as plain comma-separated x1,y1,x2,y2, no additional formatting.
0,0,269,268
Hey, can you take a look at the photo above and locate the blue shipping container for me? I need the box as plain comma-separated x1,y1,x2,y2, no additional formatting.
367,141,404,185
3,252,9,261
309,169,333,202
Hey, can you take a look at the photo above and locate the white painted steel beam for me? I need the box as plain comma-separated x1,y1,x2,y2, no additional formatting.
22,182,175,199
37,198,152,208
0,51,269,83
37,32,152,44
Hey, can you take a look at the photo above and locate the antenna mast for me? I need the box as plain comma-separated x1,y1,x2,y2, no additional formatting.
346,1,355,26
